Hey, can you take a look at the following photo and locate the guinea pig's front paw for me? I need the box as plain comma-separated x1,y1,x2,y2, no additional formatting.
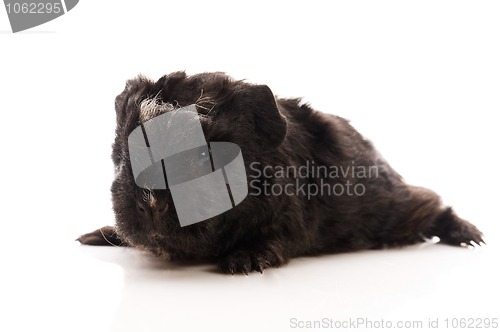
77,226,126,246
218,248,287,275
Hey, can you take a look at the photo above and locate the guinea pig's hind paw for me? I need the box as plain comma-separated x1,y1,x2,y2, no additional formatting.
76,226,126,247
430,209,485,248
217,249,286,275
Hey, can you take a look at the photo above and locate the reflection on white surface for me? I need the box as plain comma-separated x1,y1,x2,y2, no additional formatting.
4,241,496,332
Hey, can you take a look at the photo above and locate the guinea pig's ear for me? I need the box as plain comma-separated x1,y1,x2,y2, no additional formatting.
234,84,287,150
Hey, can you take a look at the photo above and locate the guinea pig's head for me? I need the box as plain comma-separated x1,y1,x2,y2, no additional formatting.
110,71,287,256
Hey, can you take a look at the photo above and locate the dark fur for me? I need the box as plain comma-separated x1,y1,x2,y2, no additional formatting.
78,71,484,274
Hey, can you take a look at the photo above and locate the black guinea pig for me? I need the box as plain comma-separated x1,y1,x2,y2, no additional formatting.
78,71,484,274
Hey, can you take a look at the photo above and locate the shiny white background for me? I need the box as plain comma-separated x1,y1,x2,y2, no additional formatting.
1,1,499,331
